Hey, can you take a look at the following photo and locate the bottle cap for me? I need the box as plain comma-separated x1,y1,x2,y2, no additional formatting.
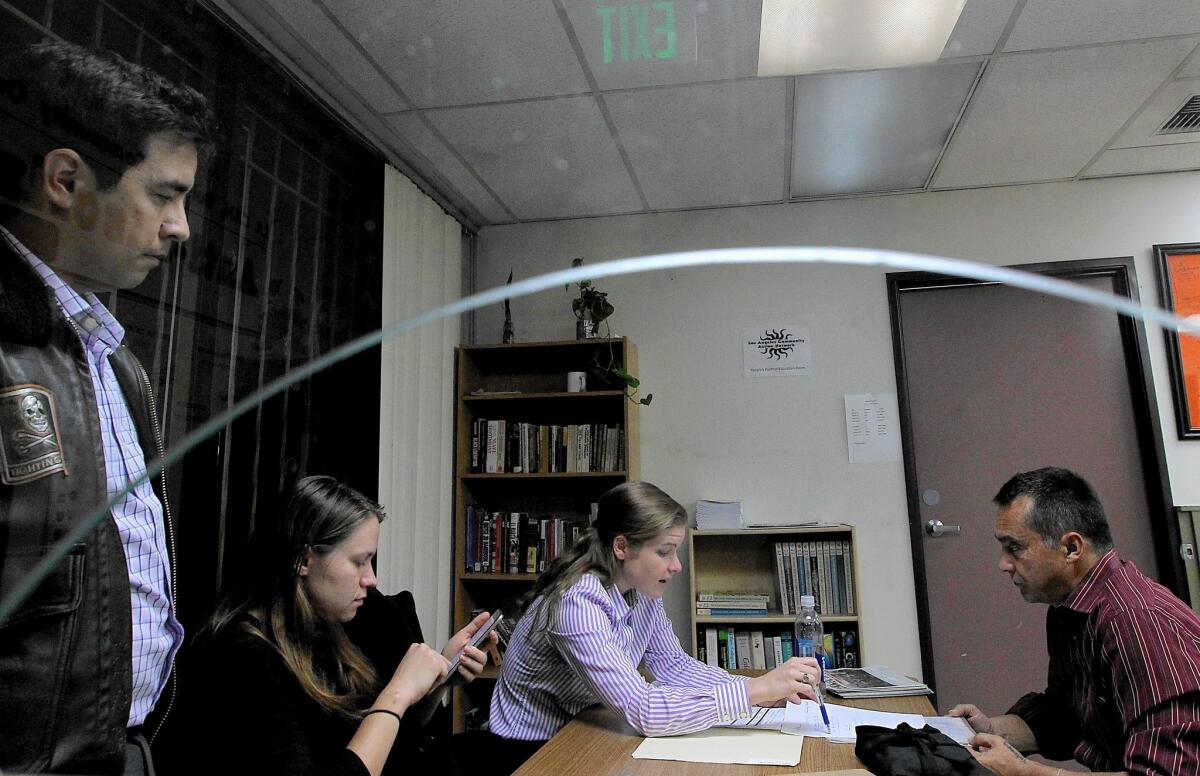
800,595,815,608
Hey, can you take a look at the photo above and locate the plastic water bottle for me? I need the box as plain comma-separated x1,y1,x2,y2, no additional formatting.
794,595,824,661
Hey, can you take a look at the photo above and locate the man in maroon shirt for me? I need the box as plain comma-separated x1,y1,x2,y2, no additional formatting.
949,467,1200,776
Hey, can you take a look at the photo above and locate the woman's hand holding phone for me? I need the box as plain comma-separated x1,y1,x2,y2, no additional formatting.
441,610,501,685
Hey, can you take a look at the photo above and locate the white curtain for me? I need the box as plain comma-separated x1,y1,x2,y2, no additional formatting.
377,165,462,644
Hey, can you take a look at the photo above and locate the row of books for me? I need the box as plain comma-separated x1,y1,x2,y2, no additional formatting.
695,592,769,617
464,506,585,574
696,626,860,670
773,540,856,615
468,419,625,473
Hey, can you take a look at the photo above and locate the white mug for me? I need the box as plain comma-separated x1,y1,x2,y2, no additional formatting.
566,371,587,392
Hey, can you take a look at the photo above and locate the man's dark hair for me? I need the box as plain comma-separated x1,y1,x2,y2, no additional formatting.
2,39,214,200
994,467,1114,552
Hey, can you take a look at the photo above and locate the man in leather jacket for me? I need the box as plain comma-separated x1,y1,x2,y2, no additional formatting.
0,41,212,774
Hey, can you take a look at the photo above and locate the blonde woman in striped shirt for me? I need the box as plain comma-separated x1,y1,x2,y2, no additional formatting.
486,481,821,773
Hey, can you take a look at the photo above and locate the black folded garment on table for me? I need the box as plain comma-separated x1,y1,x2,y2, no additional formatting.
854,723,994,775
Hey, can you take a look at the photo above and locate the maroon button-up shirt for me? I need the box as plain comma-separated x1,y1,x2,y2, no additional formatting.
1008,550,1200,774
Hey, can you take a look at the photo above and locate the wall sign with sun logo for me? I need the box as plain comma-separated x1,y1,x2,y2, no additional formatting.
743,325,812,378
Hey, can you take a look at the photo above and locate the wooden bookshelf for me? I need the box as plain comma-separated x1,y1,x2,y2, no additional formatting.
687,525,863,670
451,337,641,732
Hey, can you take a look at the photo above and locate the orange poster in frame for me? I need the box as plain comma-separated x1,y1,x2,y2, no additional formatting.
1155,243,1200,439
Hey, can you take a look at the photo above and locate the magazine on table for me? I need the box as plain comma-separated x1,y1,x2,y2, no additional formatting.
825,665,933,698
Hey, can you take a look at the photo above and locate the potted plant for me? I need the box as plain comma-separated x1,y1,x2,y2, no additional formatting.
567,258,652,405
567,257,614,339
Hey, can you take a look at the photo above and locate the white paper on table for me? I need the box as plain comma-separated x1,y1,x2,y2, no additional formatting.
783,700,925,743
923,716,976,745
631,726,804,766
711,706,786,729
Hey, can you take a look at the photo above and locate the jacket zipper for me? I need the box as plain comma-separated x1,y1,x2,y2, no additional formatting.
133,355,179,745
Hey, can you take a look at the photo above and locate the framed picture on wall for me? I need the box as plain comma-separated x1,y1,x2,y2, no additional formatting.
1154,243,1200,439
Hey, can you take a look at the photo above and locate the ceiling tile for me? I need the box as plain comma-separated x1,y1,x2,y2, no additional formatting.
261,0,407,112
933,39,1196,188
321,0,590,107
385,113,512,224
560,0,761,90
1084,142,1200,177
792,61,980,197
1004,0,1200,52
1109,77,1200,149
605,79,787,209
426,97,643,220
941,0,1019,58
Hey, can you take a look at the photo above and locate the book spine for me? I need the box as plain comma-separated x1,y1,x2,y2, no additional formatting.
695,608,770,617
828,548,841,614
465,505,476,571
796,542,808,599
736,631,752,669
481,512,492,573
485,420,499,473
809,549,821,611
717,627,729,669
696,593,770,603
538,518,548,572
750,631,765,669
774,543,790,615
727,627,738,668
818,541,830,611
841,629,859,668
781,631,794,660
844,540,856,615
523,514,539,574
705,627,718,667
494,512,504,573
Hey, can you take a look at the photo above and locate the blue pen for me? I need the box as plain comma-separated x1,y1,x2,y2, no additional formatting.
816,653,831,733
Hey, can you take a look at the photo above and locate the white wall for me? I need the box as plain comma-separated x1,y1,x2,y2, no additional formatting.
472,171,1200,680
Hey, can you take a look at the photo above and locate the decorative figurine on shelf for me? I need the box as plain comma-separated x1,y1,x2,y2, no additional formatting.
502,269,515,344
566,257,614,340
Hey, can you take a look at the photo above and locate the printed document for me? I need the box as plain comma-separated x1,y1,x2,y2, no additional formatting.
783,700,924,743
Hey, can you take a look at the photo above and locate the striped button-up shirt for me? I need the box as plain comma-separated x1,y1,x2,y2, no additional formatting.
1009,550,1200,774
3,227,183,727
489,573,751,740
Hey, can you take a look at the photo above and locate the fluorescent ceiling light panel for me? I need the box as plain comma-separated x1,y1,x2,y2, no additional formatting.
758,0,967,76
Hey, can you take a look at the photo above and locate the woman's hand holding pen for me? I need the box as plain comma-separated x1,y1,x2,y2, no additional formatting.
746,656,822,706
442,610,499,684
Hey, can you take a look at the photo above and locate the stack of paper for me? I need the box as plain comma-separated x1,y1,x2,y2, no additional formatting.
825,665,933,698
696,500,742,530
711,701,974,746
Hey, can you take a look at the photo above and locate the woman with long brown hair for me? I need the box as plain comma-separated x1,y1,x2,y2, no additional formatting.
485,481,821,772
183,476,495,775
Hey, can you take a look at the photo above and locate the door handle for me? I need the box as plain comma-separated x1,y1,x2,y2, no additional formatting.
926,520,961,538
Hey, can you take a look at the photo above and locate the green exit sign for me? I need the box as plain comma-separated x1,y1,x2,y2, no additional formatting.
596,2,678,63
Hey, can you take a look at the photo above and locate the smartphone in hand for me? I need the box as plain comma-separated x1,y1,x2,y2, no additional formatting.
442,612,503,686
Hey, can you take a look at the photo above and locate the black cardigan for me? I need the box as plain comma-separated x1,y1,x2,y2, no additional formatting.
181,589,436,776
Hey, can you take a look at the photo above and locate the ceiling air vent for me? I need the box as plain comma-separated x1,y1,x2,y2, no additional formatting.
1158,95,1200,135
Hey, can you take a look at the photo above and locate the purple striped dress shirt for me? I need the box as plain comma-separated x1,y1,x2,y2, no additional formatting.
1009,550,1200,774
489,573,751,740
3,227,182,727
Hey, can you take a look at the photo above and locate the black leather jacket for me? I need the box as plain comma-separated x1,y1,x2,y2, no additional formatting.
0,237,178,774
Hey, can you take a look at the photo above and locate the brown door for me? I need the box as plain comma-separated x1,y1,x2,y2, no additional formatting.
889,258,1177,720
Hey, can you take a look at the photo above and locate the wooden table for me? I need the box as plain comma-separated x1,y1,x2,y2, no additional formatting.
513,695,936,775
